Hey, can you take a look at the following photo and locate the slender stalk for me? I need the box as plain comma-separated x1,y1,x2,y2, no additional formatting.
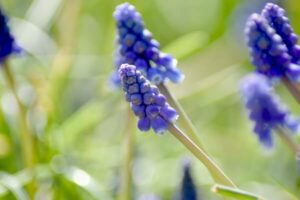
119,109,135,200
2,60,36,195
281,76,300,104
158,84,203,148
167,123,235,187
212,184,264,200
276,126,300,156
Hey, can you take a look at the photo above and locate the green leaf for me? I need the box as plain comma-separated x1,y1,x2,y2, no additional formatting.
162,31,209,60
212,184,265,200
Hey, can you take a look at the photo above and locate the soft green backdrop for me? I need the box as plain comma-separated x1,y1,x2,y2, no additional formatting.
0,0,299,199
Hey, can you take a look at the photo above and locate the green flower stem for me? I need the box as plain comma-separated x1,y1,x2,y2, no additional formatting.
276,126,300,156
158,83,203,148
212,185,264,200
119,108,135,200
167,122,235,187
281,76,300,104
2,60,36,195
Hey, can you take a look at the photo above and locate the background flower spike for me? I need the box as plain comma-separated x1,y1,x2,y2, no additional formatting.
245,12,300,103
245,13,292,79
240,73,299,149
176,158,198,200
261,3,300,64
0,8,20,63
111,3,184,87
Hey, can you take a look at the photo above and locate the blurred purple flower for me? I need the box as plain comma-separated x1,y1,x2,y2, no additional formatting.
110,3,184,87
240,73,299,148
119,64,178,134
179,160,198,200
262,3,300,64
245,3,300,81
0,7,19,62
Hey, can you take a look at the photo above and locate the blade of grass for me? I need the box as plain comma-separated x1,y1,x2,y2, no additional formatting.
212,184,264,200
158,84,203,149
0,172,30,200
119,108,135,200
2,60,36,196
167,123,235,187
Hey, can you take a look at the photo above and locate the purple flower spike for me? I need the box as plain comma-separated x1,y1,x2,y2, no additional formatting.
111,3,184,87
245,13,292,79
240,73,299,148
262,3,300,64
119,64,178,134
0,8,19,62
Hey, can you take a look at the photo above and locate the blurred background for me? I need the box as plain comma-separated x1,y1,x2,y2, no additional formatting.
0,0,300,199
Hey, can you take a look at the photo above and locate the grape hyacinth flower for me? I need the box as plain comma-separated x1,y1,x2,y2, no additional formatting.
119,64,178,134
0,8,19,62
111,3,184,87
245,13,300,80
240,73,299,148
262,3,300,64
119,66,236,187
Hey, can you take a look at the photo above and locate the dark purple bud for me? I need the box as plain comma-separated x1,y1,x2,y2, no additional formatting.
140,82,151,93
131,104,145,117
138,117,151,131
148,68,164,84
123,34,136,47
128,83,139,94
151,116,168,134
155,94,166,106
143,92,155,105
146,105,160,119
160,106,178,122
131,94,143,105
133,41,147,54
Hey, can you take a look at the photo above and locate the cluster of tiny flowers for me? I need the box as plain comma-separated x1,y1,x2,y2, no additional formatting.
0,8,19,62
262,3,300,63
111,3,184,87
245,3,300,80
119,64,178,134
240,73,299,147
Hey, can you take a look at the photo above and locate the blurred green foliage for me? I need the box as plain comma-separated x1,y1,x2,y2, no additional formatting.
0,0,299,199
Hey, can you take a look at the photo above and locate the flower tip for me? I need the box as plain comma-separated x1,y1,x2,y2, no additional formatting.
248,13,261,22
118,63,136,78
263,2,282,14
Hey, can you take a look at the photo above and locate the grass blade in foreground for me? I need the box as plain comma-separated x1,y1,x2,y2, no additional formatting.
168,123,235,187
158,83,203,148
119,109,135,200
212,185,264,200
